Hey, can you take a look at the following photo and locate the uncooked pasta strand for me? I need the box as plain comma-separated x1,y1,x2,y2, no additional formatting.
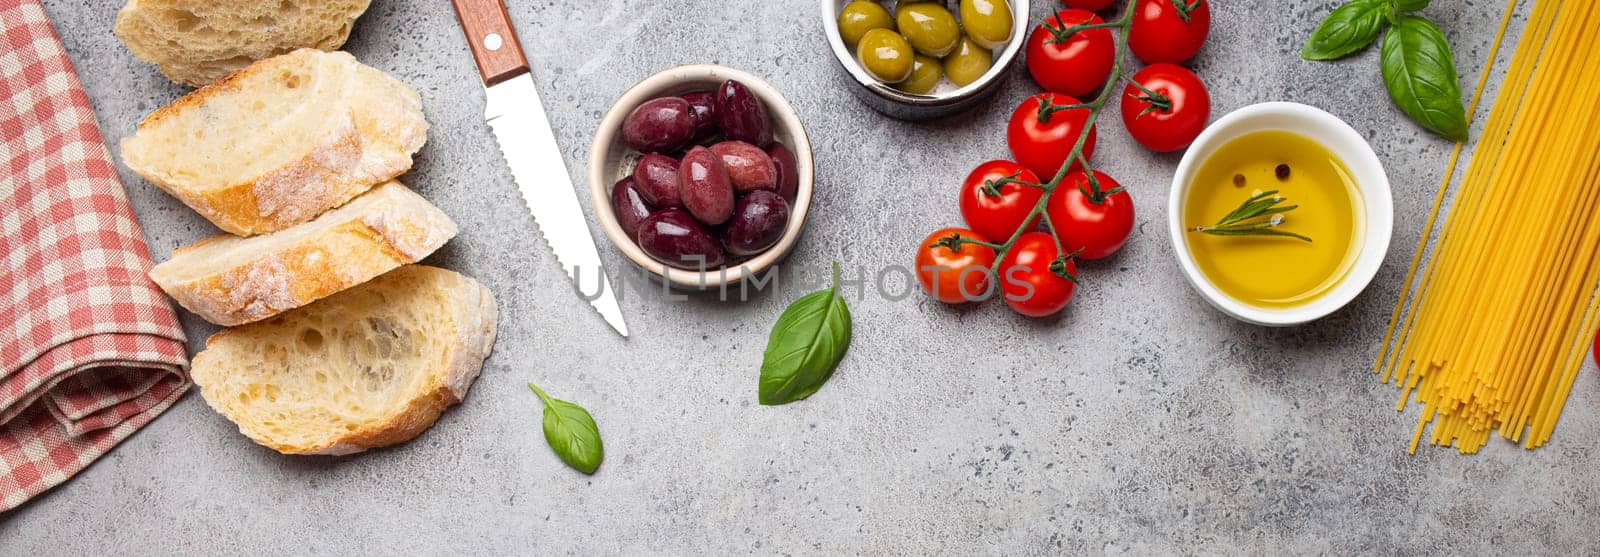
1380,0,1600,454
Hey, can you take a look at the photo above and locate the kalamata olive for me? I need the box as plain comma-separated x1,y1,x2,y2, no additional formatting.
637,208,725,269
714,80,773,148
680,91,719,139
610,177,653,243
767,142,799,201
622,97,694,153
723,191,790,256
709,140,778,193
631,153,682,207
678,146,735,226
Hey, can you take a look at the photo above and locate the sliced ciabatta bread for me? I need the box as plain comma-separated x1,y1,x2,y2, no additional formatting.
114,0,372,87
120,49,427,236
149,181,456,326
191,265,498,455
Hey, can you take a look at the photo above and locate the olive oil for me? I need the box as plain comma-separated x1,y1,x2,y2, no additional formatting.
1184,130,1363,308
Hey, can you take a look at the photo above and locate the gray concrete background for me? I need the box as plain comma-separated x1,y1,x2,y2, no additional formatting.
5,0,1598,554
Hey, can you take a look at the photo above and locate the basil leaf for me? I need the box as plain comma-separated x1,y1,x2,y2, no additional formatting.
758,285,852,405
1380,16,1469,141
1301,0,1390,61
528,383,603,474
1394,0,1429,12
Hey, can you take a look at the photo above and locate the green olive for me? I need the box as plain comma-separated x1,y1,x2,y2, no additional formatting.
893,0,937,19
959,0,1013,50
895,54,943,94
837,1,894,48
942,37,992,87
856,28,915,83
896,3,960,58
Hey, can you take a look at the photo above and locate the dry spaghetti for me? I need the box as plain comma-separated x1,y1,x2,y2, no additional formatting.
1375,0,1600,454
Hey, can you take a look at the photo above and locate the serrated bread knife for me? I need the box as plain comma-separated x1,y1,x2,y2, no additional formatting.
450,0,628,337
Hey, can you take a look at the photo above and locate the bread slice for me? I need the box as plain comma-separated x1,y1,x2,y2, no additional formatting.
149,181,457,327
120,49,427,236
191,265,498,455
113,0,372,87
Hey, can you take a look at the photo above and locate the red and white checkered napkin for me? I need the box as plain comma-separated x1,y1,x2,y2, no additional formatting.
0,0,189,512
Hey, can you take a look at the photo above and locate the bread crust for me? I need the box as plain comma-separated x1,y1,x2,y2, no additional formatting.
191,266,498,455
138,115,371,236
114,0,372,87
149,181,457,326
120,49,426,236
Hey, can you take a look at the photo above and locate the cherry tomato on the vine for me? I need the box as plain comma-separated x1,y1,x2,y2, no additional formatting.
1062,0,1115,9
1128,0,1210,64
1025,9,1115,97
916,228,998,304
959,161,1044,243
1007,93,1098,180
1000,232,1079,317
1048,170,1134,260
1120,63,1210,152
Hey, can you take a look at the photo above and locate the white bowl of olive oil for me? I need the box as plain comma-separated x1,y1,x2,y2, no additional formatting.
1168,102,1393,326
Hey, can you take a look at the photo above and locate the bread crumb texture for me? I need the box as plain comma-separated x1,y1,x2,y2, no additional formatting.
120,49,427,236
114,0,373,87
148,181,458,326
191,265,498,455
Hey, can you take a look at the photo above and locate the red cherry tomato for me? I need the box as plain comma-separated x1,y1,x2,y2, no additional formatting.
1047,170,1134,260
1062,0,1115,9
1007,93,1098,180
1129,0,1210,64
959,161,1044,243
1120,63,1211,152
1025,9,1115,97
1593,329,1599,369
999,232,1079,317
915,228,998,304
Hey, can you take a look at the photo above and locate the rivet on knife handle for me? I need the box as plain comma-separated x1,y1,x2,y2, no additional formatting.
449,0,530,85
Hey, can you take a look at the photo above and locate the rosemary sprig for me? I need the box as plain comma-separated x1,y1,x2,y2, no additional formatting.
1192,190,1312,242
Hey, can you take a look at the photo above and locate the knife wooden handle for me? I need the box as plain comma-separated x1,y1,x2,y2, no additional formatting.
450,0,529,85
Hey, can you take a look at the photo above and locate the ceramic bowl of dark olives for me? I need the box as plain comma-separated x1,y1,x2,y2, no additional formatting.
823,0,1027,120
588,64,813,289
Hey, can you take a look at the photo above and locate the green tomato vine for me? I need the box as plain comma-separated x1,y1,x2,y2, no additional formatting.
938,7,1140,281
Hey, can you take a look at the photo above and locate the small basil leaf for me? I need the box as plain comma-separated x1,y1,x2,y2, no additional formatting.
1380,16,1469,141
529,383,603,474
758,287,852,405
1394,0,1429,12
1301,0,1390,61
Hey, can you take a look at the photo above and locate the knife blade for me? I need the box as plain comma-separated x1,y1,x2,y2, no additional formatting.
451,0,628,337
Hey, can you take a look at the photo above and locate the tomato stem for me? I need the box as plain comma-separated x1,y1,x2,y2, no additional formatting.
1033,97,1092,123
989,5,1136,279
1167,0,1203,23
1040,210,1083,282
1071,152,1125,205
1125,75,1173,117
1038,214,1080,283
982,173,1039,197
1041,15,1122,45
931,231,1004,252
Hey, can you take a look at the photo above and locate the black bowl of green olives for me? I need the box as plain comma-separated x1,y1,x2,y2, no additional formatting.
824,0,1027,120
